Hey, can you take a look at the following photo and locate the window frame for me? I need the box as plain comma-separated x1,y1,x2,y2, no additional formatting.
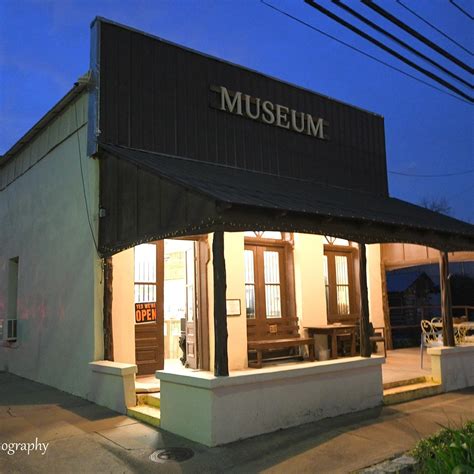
244,244,288,320
244,233,296,320
134,241,164,319
324,244,359,322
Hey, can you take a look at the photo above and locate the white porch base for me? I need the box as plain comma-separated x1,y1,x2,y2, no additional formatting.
428,344,474,392
89,361,137,414
156,356,384,446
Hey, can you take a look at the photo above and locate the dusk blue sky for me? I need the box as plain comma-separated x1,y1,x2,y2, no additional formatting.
1,1,472,222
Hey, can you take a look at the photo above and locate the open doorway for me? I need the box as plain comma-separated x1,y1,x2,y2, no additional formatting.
134,238,208,378
163,239,197,369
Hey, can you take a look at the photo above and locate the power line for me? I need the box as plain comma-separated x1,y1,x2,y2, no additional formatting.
259,1,471,105
361,0,473,74
332,0,471,89
389,169,474,178
396,0,473,56
449,0,474,20
305,1,473,102
74,102,100,255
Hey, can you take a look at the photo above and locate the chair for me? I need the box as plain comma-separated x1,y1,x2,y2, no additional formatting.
420,319,443,368
352,323,386,357
464,334,474,343
334,327,357,357
369,323,387,358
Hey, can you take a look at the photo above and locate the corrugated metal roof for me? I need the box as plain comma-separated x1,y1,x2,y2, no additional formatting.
0,76,88,168
101,143,474,248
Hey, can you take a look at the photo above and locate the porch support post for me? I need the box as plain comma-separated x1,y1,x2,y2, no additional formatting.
213,231,229,376
439,251,455,347
103,256,114,361
380,262,393,350
358,243,372,357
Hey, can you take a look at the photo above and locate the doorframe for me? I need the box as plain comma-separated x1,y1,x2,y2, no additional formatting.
173,235,210,371
244,236,297,341
323,244,360,323
197,239,210,370
134,240,165,376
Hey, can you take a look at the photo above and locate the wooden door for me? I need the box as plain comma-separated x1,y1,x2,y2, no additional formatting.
197,239,210,370
162,238,208,370
184,242,198,368
245,243,298,341
134,242,164,376
323,247,358,323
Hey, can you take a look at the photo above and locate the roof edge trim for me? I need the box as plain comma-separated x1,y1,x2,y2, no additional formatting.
0,79,88,168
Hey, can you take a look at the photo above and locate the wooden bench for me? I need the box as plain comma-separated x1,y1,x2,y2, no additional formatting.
247,338,316,368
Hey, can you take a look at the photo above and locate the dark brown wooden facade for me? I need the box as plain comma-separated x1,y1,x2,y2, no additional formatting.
95,19,388,197
98,151,218,255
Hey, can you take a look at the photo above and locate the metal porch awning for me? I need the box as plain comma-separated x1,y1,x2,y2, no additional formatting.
98,143,474,255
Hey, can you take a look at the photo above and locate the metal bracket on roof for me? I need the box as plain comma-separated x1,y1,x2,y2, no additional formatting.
76,71,92,87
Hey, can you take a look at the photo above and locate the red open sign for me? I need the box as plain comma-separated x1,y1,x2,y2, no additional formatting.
135,302,157,323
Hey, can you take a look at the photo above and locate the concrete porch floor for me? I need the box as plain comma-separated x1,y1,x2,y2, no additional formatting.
135,347,431,392
382,347,432,385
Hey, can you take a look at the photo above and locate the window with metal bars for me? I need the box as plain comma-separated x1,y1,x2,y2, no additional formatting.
324,246,358,321
134,243,158,305
244,245,287,320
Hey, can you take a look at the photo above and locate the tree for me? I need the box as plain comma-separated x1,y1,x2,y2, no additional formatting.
420,196,452,215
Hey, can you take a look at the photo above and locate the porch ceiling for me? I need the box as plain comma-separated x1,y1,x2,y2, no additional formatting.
98,143,474,255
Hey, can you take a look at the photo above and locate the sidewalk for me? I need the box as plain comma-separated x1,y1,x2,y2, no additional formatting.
0,371,473,473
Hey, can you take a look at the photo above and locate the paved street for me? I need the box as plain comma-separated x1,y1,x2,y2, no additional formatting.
0,371,473,473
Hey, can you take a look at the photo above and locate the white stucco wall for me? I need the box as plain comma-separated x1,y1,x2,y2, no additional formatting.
428,345,474,391
89,361,137,414
157,356,384,446
367,244,385,328
294,233,328,328
222,233,248,370
0,93,103,399
111,248,135,364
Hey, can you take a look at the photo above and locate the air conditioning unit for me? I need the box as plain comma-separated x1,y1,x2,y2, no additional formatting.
6,319,17,342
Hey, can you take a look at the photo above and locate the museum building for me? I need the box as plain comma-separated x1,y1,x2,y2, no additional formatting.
1,18,473,446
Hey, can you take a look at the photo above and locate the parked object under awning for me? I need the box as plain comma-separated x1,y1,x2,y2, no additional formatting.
98,143,474,255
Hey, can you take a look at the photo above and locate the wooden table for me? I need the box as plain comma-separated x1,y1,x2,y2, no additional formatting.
305,324,357,359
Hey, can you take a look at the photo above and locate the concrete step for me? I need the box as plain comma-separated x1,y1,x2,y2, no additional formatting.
136,392,161,409
383,376,428,390
127,405,161,428
383,381,443,406
135,382,160,394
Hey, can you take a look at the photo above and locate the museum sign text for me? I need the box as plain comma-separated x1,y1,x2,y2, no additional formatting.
213,85,328,140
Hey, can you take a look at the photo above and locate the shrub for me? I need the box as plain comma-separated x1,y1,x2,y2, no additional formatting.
411,420,474,473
